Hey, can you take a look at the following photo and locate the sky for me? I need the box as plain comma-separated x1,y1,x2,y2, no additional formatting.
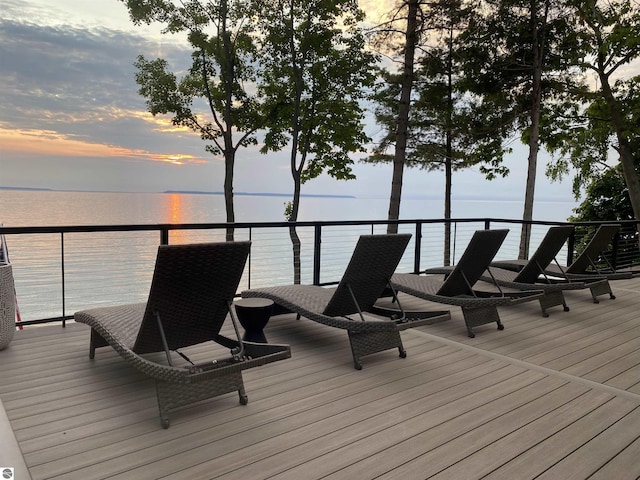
0,0,635,204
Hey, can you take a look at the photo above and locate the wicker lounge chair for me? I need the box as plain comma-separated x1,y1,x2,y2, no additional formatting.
391,229,543,338
429,226,606,315
481,226,612,314
493,224,628,301
241,234,451,370
550,224,635,288
75,242,291,428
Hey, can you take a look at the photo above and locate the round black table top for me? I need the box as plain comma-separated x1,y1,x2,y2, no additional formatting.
234,298,274,309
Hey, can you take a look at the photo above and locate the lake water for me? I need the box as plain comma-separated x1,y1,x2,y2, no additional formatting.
1,190,579,322
0,189,578,226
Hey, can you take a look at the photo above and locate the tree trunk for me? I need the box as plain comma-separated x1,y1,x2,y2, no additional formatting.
289,176,302,285
387,0,418,234
519,111,539,258
224,148,235,242
518,0,546,259
288,79,304,285
444,24,454,266
221,0,235,242
598,71,640,231
444,155,452,266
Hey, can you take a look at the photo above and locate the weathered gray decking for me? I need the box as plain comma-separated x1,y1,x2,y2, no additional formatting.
1,275,639,479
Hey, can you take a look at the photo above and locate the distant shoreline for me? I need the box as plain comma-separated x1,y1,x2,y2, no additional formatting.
163,190,356,199
0,186,54,192
0,186,356,199
0,186,576,203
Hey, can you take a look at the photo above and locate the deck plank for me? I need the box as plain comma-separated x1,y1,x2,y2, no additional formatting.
0,275,638,479
155,366,535,480
588,435,640,479
535,403,640,480
426,390,617,479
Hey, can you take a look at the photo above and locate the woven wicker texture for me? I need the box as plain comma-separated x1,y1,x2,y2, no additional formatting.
421,227,581,297
136,241,251,353
391,229,543,337
483,227,590,315
0,264,15,350
323,234,411,317
546,225,631,295
74,242,291,428
242,234,449,369
391,272,514,309
513,226,574,283
485,266,587,293
483,266,587,316
491,225,623,300
436,229,509,297
566,224,621,274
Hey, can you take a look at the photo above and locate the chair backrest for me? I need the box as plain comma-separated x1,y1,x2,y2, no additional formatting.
323,234,411,317
514,226,574,283
567,224,620,274
437,229,509,297
133,241,251,354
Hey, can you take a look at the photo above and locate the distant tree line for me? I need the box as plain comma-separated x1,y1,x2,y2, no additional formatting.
121,0,639,278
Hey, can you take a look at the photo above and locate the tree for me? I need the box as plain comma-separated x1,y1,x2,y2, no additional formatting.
569,165,635,222
367,0,512,262
562,0,640,227
569,165,639,268
460,0,581,258
256,0,376,283
122,0,264,240
368,0,421,235
519,0,550,258
543,1,640,232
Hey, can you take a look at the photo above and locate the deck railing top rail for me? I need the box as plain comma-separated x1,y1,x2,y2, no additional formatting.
5,216,639,235
1,218,638,327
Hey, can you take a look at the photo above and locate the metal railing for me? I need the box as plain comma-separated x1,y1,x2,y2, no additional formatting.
1,218,638,327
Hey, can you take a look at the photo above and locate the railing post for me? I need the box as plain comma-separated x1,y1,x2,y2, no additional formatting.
611,230,619,270
313,225,322,285
160,228,169,245
61,232,66,327
567,229,576,267
414,222,422,273
247,227,253,289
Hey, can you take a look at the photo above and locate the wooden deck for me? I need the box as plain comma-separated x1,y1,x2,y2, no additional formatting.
1,275,639,479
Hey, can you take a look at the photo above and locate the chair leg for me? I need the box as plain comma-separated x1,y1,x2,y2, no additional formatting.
538,291,567,317
588,280,614,303
238,389,248,405
347,329,404,370
155,371,246,428
89,328,108,359
461,305,503,338
466,326,476,338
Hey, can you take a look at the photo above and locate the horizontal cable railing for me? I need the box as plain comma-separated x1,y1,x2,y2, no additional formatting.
1,218,638,327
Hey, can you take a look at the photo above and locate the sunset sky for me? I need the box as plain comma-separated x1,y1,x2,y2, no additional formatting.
0,0,632,203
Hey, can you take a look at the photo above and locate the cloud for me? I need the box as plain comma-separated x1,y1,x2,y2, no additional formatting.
0,9,215,190
0,16,189,130
0,0,590,204
0,123,207,164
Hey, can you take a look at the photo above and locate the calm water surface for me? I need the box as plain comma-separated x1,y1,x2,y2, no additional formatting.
1,190,578,321
0,189,578,226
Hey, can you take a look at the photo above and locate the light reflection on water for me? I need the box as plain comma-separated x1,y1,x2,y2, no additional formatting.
0,190,578,321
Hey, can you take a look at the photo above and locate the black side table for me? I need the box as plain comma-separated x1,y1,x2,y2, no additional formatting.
234,298,274,343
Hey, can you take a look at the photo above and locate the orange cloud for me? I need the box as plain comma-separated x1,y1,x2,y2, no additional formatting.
0,125,207,165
